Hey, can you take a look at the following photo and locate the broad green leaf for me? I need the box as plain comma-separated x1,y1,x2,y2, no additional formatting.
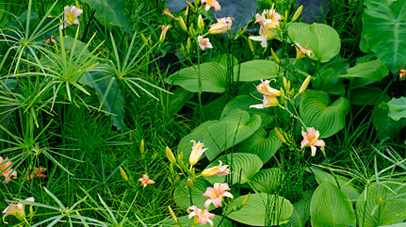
234,128,282,164
292,193,312,226
80,0,132,35
221,95,275,128
81,64,126,130
160,215,233,227
299,90,350,138
378,223,406,227
177,109,261,161
313,57,348,96
388,97,406,121
165,63,227,93
287,23,309,43
212,54,239,67
166,87,193,115
173,178,212,211
350,86,390,106
295,23,341,63
203,153,263,185
311,167,360,201
202,95,227,121
356,182,406,227
234,60,279,82
339,59,389,89
227,193,293,226
372,102,406,141
362,0,406,72
250,168,283,194
310,182,356,227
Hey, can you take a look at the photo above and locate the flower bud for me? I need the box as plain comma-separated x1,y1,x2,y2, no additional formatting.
275,127,287,143
159,25,172,43
271,48,280,64
298,76,311,95
197,14,204,32
187,178,194,188
292,5,303,22
119,167,129,181
168,206,179,224
166,147,176,164
240,193,250,207
248,39,255,53
178,17,188,32
140,139,145,154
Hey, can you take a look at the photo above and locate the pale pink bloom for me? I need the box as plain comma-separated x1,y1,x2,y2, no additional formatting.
301,127,325,156
208,17,233,34
250,95,279,109
59,5,83,29
138,174,155,188
27,167,47,180
201,161,230,177
189,140,208,166
248,9,280,48
197,36,213,51
203,183,233,208
2,197,34,224
295,42,314,59
397,67,406,80
201,0,221,11
0,157,17,184
256,79,281,97
187,205,215,227
261,9,281,28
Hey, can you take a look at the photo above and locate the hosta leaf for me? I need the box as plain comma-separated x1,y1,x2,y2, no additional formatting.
313,57,348,96
177,109,261,162
173,178,212,211
299,90,350,138
339,59,389,89
212,54,239,67
311,167,360,201
250,168,283,194
362,0,406,72
287,23,309,43
310,182,356,227
81,64,126,130
234,60,279,82
350,86,390,106
372,101,406,141
294,23,341,63
165,62,227,93
160,215,233,227
281,208,302,227
234,127,282,164
387,97,406,121
80,0,132,35
166,87,193,115
203,153,263,185
356,182,406,227
227,193,293,226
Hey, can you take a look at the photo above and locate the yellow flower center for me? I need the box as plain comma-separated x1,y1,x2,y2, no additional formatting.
66,12,76,24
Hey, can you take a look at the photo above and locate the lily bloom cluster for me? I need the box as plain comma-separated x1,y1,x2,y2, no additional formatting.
249,9,281,48
60,5,83,30
250,79,282,109
301,127,325,156
2,197,34,224
0,157,17,184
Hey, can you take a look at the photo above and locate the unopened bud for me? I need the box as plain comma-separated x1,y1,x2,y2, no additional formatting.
184,6,190,17
140,139,145,154
292,6,303,22
178,17,188,32
166,147,176,164
141,34,148,43
197,14,204,32
119,167,129,181
271,48,280,64
275,128,287,143
241,193,250,207
186,37,192,52
163,8,176,20
168,206,179,224
298,76,311,95
248,39,255,53
187,178,193,188
159,25,172,43
283,77,288,90
186,1,194,9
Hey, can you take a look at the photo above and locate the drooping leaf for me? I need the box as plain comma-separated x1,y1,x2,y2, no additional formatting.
299,90,350,138
226,193,293,226
296,0,330,24
177,109,261,162
356,182,406,227
362,0,406,72
165,62,227,93
387,97,406,121
313,57,348,96
310,182,356,227
250,168,283,194
80,0,132,35
81,64,126,130
311,167,360,201
281,208,302,227
339,59,389,89
160,215,233,227
166,87,193,115
294,23,341,63
372,101,406,141
234,127,282,164
350,86,390,106
203,153,263,185
234,60,279,82
173,178,212,211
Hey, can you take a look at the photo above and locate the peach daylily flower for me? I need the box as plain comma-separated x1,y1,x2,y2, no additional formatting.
2,197,34,224
162,8,176,19
249,95,280,109
249,79,281,109
295,42,314,59
197,36,213,51
189,140,208,166
249,9,281,48
208,17,233,34
187,205,215,227
301,127,325,156
27,167,47,180
201,161,230,177
138,174,155,188
0,157,17,184
201,0,221,11
397,67,406,80
159,25,172,43
203,183,233,209
59,5,83,30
